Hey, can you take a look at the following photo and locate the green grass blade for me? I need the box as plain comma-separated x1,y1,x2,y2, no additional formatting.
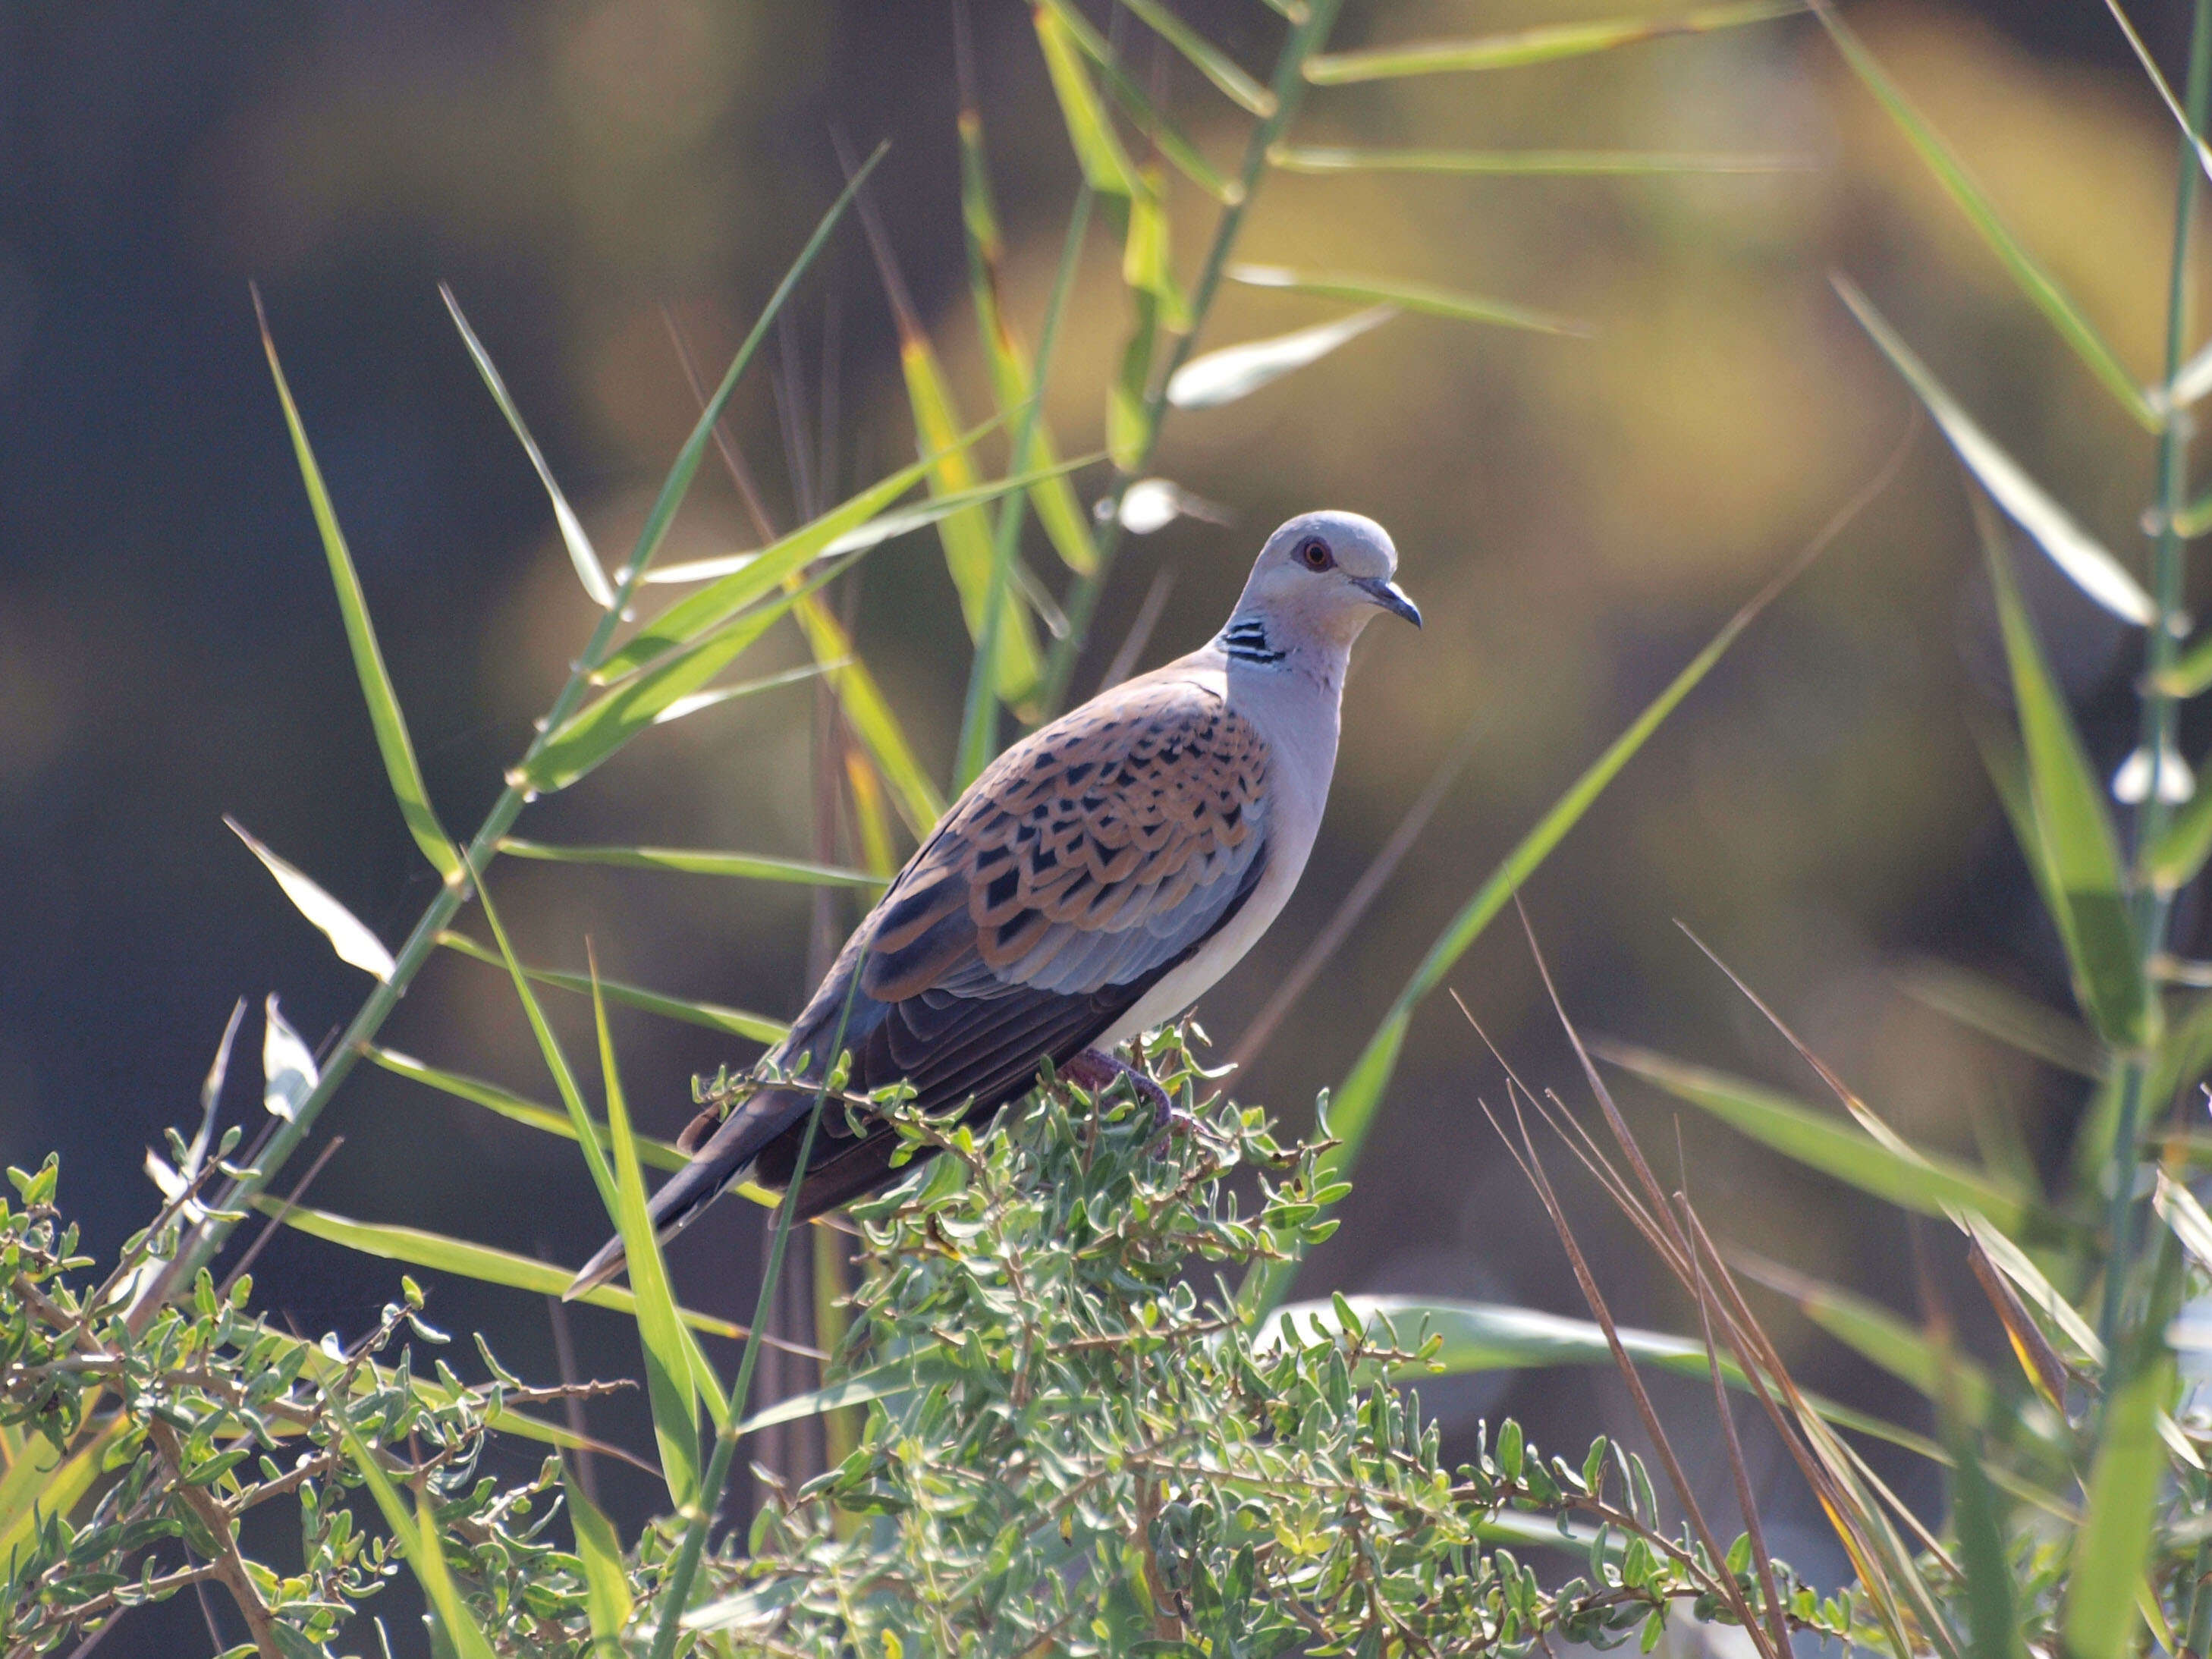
1271,146,1807,175
2145,766,2212,891
1974,492,2154,1048
255,1197,748,1339
1167,305,1395,409
1045,9,1238,203
730,1354,947,1439
606,145,884,602
1032,1,1138,195
440,284,616,610
2064,1351,2176,1659
1117,0,1275,115
1837,276,2156,627
2150,625,2212,694
0,1420,124,1580
1816,6,2160,430
1108,290,1161,473
1241,540,1815,1318
1731,1254,1996,1422
464,861,617,1211
562,1460,634,1643
595,441,959,685
893,331,1044,709
339,1425,498,1659
592,959,701,1511
1601,1045,2053,1240
1946,1406,2026,1659
1954,1207,2105,1366
526,564,842,793
959,100,1104,578
1227,263,1588,334
438,929,788,1045
790,596,944,839
1303,0,1803,82
362,1043,690,1174
255,291,463,883
1894,957,2104,1079
227,817,397,982
496,837,879,890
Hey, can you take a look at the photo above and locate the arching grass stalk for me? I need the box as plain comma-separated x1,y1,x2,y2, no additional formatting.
646,959,867,1659
1038,0,1345,718
139,151,885,1320
2104,0,2212,1358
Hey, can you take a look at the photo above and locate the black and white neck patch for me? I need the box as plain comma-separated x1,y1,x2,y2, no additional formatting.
1221,617,1286,665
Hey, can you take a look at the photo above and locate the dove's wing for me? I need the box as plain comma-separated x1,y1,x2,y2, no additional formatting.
566,661,1271,1295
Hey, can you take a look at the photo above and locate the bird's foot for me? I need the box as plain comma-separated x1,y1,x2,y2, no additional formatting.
1062,1048,1177,1131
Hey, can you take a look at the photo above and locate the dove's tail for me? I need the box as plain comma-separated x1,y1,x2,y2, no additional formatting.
561,1085,812,1300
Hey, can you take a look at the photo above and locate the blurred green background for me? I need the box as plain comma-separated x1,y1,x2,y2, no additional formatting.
2,2,2200,1648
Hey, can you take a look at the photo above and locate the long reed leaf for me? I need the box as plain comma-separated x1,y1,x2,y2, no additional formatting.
2065,1353,2176,1659
563,1460,634,1643
363,1043,690,1174
1229,263,1587,334
1816,5,2159,429
1033,2,1139,196
1974,491,2154,1047
437,929,787,1045
1895,957,2104,1078
1117,0,1274,115
592,960,701,1510
255,291,462,882
1304,0,1803,83
441,285,616,610
1837,276,2156,626
1042,4,1239,202
1602,1045,2053,1240
226,817,397,982
340,1425,498,1659
253,1198,747,1340
496,837,878,890
1271,146,1806,175
1167,306,1396,409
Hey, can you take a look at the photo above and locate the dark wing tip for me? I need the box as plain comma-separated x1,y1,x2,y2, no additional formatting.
563,1233,629,1302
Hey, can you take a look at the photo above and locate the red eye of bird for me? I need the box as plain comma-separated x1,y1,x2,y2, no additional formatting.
1299,539,1334,570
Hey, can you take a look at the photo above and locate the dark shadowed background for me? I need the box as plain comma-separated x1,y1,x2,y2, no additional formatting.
2,2,2201,1651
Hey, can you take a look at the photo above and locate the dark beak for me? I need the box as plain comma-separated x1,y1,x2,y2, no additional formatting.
1353,576,1422,628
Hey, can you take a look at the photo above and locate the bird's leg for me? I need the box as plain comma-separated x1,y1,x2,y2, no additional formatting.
1061,1048,1176,1129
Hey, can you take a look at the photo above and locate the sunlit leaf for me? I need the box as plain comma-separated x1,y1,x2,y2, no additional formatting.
1032,2,1138,196
592,962,700,1510
2065,1351,2176,1659
1732,1253,1995,1422
655,661,844,727
1113,478,1233,534
256,291,462,882
1818,11,2159,430
2145,757,2212,892
463,863,618,1210
1894,957,2104,1078
0,1419,124,1579
2155,1168,2212,1274
1304,0,1803,83
1108,289,1161,473
1601,1045,2057,1241
2151,627,2212,695
1271,146,1807,175
1228,264,1587,335
595,436,991,684
1837,277,2156,627
438,928,788,1045
1972,489,2153,1047
637,458,1093,586
526,565,840,793
362,1042,697,1176
262,995,318,1123
1124,174,1192,332
1952,1206,2104,1366
497,837,878,890
227,818,396,982
1168,306,1396,409
340,1424,498,1659
256,1199,748,1340
958,106,1104,577
791,595,945,839
563,1460,634,1642
1042,5,1239,203
441,285,616,610
1116,0,1274,115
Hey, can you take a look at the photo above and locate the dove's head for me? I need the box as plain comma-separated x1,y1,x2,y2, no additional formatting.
1224,511,1420,659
